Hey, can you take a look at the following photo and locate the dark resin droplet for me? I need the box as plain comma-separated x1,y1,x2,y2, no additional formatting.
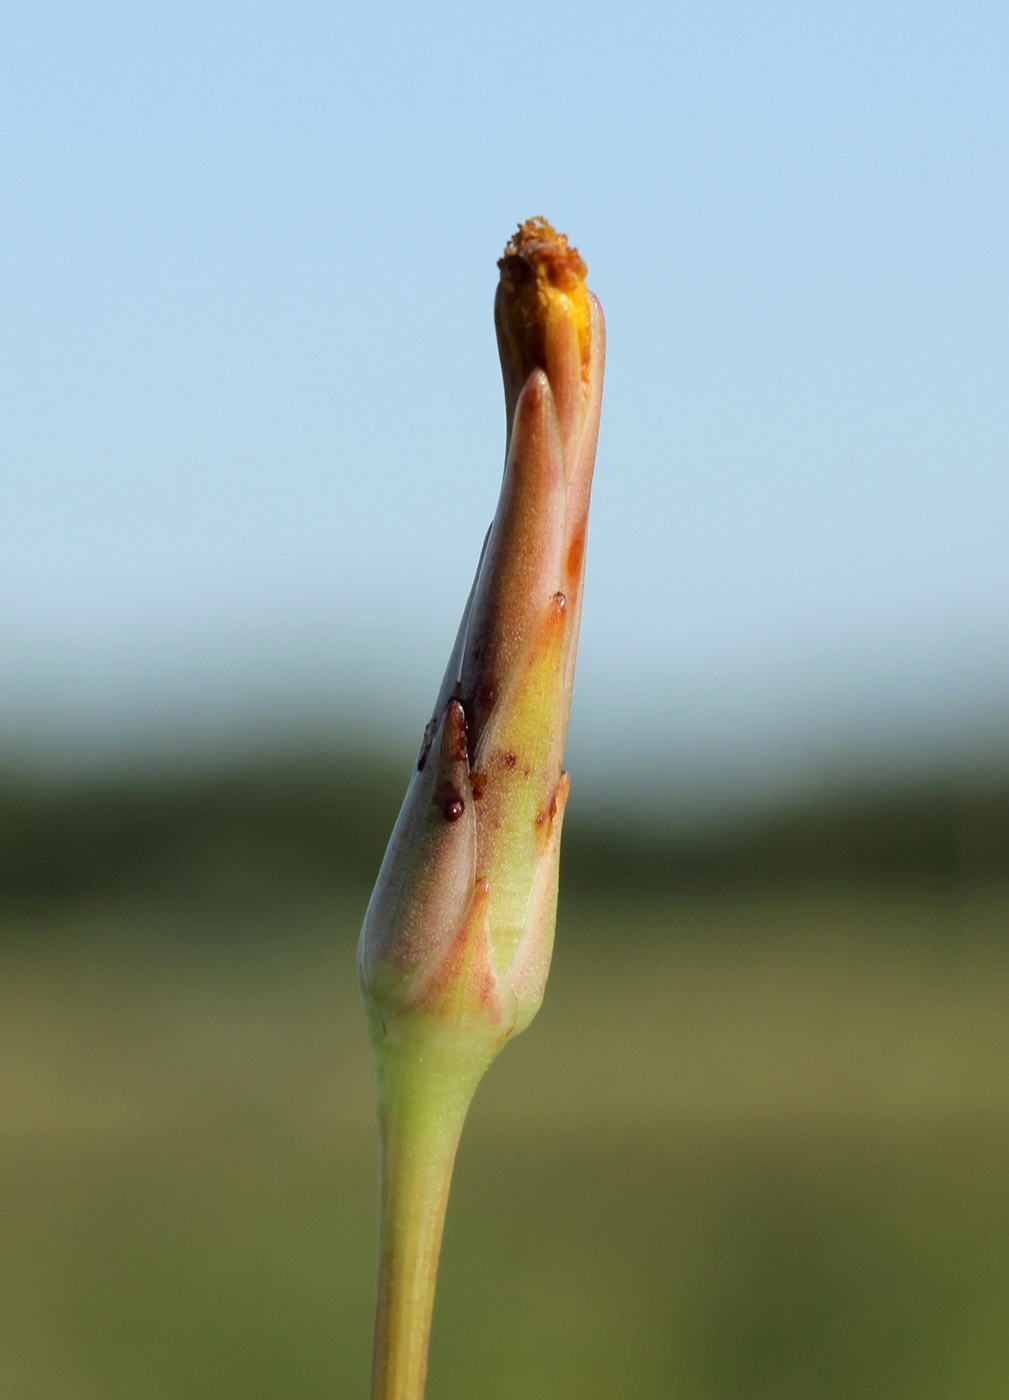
434,780,465,822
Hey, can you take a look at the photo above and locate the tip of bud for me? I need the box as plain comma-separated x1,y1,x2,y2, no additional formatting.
497,217,592,389
499,217,587,294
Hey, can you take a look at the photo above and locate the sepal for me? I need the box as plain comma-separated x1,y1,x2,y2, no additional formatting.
502,771,570,1036
358,698,476,1009
408,878,518,1040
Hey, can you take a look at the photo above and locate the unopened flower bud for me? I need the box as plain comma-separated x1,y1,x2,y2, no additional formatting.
359,218,605,1053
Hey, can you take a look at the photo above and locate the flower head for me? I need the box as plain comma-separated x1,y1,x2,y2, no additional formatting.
359,217,605,1053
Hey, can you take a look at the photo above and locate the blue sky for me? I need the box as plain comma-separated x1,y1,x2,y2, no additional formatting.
3,1,1008,793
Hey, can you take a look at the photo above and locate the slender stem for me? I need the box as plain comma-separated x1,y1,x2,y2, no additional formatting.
369,1026,493,1400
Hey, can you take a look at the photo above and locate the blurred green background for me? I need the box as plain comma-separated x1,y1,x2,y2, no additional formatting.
4,2,1009,1393
2,751,1007,1399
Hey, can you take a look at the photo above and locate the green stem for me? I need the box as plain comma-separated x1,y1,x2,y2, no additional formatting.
369,1024,494,1400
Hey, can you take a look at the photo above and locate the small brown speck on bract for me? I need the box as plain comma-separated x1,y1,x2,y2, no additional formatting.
503,752,517,768
451,717,468,764
417,713,438,771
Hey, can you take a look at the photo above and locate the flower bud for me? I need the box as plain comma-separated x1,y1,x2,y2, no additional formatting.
359,217,605,1054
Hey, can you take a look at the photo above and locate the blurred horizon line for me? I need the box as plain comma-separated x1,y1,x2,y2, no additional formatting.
2,683,1008,826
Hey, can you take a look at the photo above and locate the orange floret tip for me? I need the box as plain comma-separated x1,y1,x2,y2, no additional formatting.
497,217,592,384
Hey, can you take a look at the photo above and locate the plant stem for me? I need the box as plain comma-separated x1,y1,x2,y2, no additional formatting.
369,1025,493,1400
